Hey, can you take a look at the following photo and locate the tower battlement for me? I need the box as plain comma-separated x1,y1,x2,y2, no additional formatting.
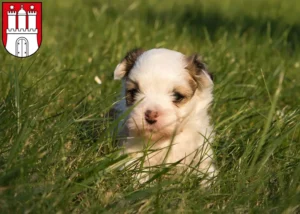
28,11,37,15
7,28,38,34
7,11,17,15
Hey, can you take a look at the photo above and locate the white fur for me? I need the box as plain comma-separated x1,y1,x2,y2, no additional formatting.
114,48,216,183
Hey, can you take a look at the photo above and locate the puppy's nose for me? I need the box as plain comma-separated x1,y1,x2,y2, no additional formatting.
145,110,159,125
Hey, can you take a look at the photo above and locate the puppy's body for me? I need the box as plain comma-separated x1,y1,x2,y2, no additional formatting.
114,48,216,180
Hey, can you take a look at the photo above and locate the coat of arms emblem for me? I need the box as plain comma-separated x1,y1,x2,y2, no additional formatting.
2,2,42,58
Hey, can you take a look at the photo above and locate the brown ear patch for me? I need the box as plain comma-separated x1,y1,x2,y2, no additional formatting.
185,54,213,88
122,48,144,77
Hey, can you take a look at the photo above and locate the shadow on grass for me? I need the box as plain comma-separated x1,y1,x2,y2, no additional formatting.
138,5,300,50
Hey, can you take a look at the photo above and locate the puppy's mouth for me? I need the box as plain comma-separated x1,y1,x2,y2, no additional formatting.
138,128,169,141
143,124,159,131
128,121,182,141
137,126,162,135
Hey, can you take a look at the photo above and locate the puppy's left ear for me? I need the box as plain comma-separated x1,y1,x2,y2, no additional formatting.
114,48,144,80
185,54,213,88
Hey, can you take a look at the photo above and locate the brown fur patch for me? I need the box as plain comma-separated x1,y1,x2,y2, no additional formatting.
188,77,198,93
173,77,197,107
185,54,213,89
122,48,144,78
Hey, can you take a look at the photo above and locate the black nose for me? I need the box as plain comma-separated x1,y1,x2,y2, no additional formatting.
145,110,158,124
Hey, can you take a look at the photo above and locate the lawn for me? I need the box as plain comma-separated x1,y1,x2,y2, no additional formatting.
0,0,300,213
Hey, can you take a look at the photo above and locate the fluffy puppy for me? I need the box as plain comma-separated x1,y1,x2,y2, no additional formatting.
113,48,216,182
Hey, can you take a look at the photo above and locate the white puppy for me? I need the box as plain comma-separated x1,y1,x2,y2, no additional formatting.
113,48,216,182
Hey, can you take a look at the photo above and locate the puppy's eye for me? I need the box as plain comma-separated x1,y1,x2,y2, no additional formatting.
173,92,185,103
126,88,139,106
128,88,138,96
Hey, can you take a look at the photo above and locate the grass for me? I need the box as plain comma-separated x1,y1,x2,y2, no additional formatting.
1,0,300,212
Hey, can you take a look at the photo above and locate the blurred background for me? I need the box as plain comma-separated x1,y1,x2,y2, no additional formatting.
0,0,299,213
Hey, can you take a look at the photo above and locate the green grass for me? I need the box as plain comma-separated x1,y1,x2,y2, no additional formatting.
1,0,300,213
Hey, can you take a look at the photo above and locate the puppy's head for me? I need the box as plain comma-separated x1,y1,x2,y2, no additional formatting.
114,48,213,141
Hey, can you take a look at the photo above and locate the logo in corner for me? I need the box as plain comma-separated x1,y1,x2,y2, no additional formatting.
2,2,42,58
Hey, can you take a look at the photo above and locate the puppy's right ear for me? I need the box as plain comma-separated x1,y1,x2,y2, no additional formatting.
114,48,144,80
185,54,213,89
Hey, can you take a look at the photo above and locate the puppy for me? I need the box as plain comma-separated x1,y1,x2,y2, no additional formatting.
113,48,216,183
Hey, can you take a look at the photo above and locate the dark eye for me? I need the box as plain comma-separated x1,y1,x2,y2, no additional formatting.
128,88,138,96
173,92,185,103
126,88,139,106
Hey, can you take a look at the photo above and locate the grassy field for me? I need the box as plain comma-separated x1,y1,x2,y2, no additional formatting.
1,0,300,213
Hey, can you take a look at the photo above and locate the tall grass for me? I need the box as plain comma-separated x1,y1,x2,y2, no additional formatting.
0,0,299,212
